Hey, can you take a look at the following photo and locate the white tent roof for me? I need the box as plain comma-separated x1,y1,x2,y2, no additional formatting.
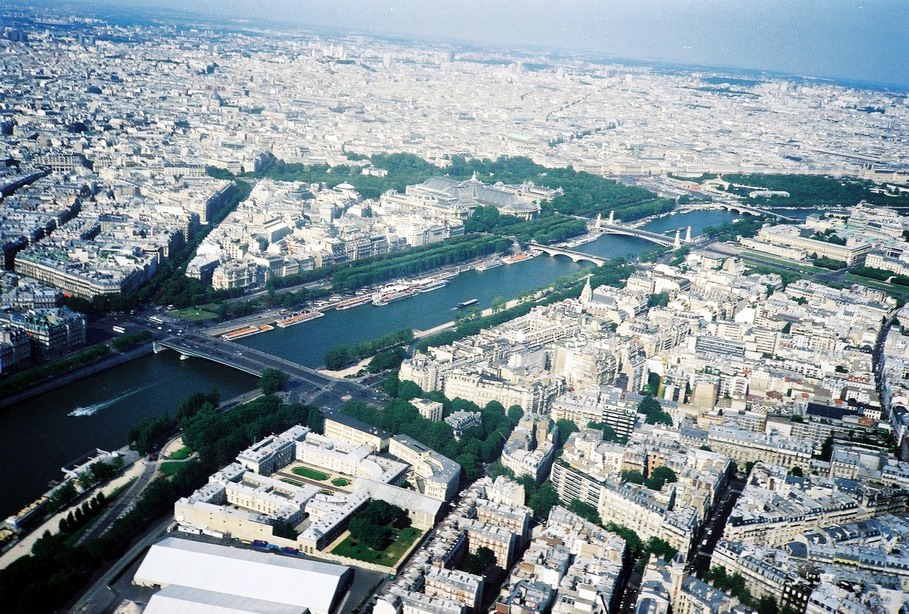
134,537,350,614
145,585,306,614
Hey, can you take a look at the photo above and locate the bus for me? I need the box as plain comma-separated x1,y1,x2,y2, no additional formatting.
112,325,126,334
149,316,164,325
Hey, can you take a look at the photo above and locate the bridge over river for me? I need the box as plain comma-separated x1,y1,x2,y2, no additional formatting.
156,333,380,409
591,223,686,248
677,201,797,221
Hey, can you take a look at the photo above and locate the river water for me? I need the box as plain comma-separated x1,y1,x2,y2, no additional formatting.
0,209,736,518
0,352,258,520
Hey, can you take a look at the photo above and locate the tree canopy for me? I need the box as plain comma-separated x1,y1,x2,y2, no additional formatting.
260,368,290,395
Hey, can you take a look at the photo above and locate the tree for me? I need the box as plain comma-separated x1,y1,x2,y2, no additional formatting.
644,537,677,561
507,405,524,425
568,499,601,525
383,371,400,396
554,419,579,449
638,396,662,415
324,346,352,371
645,410,673,427
30,531,60,559
622,470,646,485
368,347,406,373
643,372,661,397
475,546,497,570
397,380,422,401
606,522,643,560
465,205,501,233
348,516,389,551
637,395,672,426
756,596,779,614
128,414,176,454
48,481,77,512
460,546,497,575
260,368,290,395
527,483,561,519
77,470,98,490
648,292,669,308
789,466,804,477
346,500,406,551
703,567,753,606
587,421,619,442
488,461,515,480
644,466,677,491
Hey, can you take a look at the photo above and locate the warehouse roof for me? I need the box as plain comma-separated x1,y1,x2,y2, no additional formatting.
144,585,306,614
134,537,350,614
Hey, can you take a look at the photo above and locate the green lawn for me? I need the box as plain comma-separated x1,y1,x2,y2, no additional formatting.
845,274,909,296
167,446,192,460
281,477,305,487
331,526,423,566
740,250,818,273
170,307,219,321
159,461,191,477
292,466,330,481
331,478,351,487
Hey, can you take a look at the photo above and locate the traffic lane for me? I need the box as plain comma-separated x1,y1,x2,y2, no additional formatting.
71,517,171,613
689,481,744,574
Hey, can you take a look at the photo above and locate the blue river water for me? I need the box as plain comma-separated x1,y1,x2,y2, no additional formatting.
0,209,737,518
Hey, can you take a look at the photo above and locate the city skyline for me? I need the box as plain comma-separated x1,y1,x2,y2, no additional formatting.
39,0,909,89
2,4,909,613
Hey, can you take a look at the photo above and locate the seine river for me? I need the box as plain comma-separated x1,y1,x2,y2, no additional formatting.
0,209,738,518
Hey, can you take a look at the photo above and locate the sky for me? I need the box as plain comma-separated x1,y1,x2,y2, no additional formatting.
65,0,909,88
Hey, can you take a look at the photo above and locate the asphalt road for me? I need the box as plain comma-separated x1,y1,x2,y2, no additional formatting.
163,332,386,411
688,478,745,576
70,516,172,613
76,460,158,547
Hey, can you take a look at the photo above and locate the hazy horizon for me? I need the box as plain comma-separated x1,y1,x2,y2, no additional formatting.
17,0,909,89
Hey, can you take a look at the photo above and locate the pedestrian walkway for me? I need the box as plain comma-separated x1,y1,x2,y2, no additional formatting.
0,456,149,570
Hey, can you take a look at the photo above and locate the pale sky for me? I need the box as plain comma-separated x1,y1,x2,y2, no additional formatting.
51,0,909,88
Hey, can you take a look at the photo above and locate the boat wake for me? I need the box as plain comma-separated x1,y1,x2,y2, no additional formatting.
67,384,156,417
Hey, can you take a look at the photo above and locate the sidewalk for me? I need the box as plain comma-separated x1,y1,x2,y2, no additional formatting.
0,457,149,570
318,356,372,379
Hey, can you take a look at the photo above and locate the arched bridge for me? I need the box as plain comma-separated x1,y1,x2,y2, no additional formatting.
592,223,680,248
157,333,320,378
529,243,607,266
155,332,378,407
680,202,796,221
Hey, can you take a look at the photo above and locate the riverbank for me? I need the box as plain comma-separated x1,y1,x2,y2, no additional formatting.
0,448,145,570
0,209,737,525
201,261,481,339
0,343,155,411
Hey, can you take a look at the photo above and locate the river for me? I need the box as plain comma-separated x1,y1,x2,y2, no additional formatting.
0,209,737,519
237,210,739,365
0,351,258,520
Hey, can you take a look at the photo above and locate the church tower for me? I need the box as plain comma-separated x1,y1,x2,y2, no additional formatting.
580,274,593,305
